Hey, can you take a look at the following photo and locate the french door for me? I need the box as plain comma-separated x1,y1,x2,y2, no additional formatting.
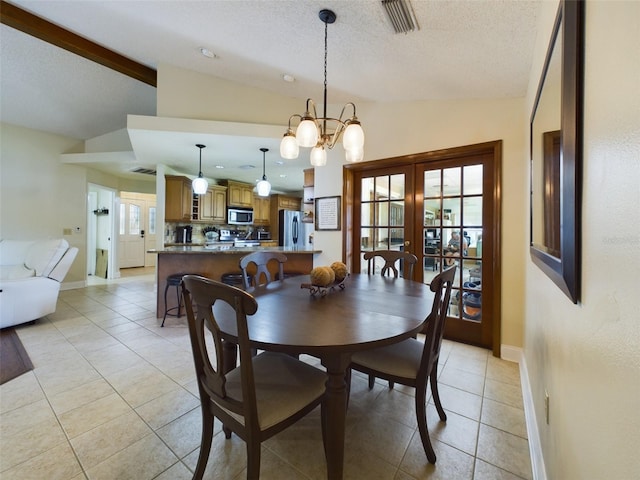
345,141,501,353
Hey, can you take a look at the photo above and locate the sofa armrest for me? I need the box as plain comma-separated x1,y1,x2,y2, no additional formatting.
48,247,78,282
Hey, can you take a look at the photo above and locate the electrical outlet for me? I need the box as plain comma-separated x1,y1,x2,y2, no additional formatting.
63,228,72,236
544,390,550,425
75,227,82,234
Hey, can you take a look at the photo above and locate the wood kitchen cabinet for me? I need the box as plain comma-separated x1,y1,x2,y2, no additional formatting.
198,185,227,223
165,175,192,221
220,180,254,208
253,195,270,225
303,168,314,224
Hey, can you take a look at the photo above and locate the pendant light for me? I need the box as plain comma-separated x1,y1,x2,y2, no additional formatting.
192,144,208,194
280,9,364,165
256,147,271,197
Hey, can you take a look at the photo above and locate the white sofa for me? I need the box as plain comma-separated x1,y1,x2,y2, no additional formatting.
0,239,78,329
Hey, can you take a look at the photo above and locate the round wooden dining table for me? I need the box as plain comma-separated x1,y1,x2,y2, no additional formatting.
214,273,434,480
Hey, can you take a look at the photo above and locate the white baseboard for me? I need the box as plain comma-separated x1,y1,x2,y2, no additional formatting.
61,281,85,291
503,345,547,480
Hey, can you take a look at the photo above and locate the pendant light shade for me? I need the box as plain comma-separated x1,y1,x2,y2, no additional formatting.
192,144,208,194
310,145,327,167
280,129,299,159
256,147,271,197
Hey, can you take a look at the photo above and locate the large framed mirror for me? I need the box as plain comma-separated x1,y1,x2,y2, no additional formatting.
530,0,584,304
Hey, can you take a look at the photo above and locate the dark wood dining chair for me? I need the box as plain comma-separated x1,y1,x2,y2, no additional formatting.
181,275,327,480
364,250,418,280
239,251,287,289
348,266,456,463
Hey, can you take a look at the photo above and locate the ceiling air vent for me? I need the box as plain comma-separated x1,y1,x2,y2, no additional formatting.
130,167,156,176
381,0,419,34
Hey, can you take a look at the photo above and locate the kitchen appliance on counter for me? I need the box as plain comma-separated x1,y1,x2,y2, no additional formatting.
219,229,261,247
175,225,192,243
279,210,313,248
257,230,271,240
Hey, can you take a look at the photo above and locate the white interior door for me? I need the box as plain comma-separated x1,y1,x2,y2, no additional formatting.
118,199,145,268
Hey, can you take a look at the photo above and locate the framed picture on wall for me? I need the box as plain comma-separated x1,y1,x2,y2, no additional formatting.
315,196,341,231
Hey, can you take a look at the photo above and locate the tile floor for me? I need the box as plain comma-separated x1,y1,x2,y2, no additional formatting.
0,270,532,479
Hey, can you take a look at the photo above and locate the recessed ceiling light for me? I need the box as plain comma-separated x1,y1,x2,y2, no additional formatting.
283,74,295,83
275,160,284,165
238,165,255,170
215,165,224,169
279,174,287,178
199,47,217,59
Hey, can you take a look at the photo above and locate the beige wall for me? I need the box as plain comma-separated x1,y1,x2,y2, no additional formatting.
524,1,640,478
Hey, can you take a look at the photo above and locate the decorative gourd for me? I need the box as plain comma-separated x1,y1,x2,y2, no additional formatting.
330,261,348,282
310,266,333,287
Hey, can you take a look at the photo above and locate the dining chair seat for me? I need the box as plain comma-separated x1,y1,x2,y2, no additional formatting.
223,352,326,430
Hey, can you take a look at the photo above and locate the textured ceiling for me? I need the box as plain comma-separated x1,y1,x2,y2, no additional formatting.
0,0,541,189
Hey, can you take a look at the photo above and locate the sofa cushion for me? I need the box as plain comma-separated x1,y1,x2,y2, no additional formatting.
24,239,69,277
0,264,36,280
0,240,37,267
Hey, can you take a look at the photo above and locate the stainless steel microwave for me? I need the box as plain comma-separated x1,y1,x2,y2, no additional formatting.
227,208,253,225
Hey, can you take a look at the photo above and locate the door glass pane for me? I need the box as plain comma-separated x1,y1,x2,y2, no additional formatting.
361,203,373,226
119,204,126,235
424,170,441,198
462,268,482,322
463,197,483,226
390,200,404,226
375,227,388,249
389,174,404,200
443,167,461,196
424,199,441,226
148,207,156,234
377,202,390,226
361,177,374,201
390,228,404,250
129,204,140,235
375,175,389,200
442,197,461,226
361,227,373,250
463,165,483,195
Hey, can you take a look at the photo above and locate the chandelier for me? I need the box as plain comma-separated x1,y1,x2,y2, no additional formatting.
280,9,364,166
192,144,208,194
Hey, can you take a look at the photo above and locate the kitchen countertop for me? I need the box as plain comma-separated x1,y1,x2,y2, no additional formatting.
149,245,321,254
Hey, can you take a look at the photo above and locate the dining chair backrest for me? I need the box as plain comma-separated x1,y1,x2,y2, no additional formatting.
418,266,456,377
181,275,259,417
181,274,327,479
363,250,418,280
239,251,287,289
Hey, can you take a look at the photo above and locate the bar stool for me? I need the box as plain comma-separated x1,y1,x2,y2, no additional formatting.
162,273,189,327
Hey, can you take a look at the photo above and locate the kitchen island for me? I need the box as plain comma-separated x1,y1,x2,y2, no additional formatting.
150,245,321,319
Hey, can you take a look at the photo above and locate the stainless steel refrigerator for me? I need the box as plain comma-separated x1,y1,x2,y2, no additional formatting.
278,210,313,248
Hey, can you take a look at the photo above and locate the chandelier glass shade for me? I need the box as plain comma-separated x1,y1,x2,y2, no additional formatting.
192,144,208,195
280,9,364,165
256,147,271,197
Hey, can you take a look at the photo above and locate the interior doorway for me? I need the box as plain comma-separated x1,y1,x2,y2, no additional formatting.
87,184,117,280
344,141,502,355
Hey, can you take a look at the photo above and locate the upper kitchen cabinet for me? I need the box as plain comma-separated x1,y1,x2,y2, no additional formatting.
165,175,192,221
220,180,254,208
198,185,227,223
253,195,270,225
